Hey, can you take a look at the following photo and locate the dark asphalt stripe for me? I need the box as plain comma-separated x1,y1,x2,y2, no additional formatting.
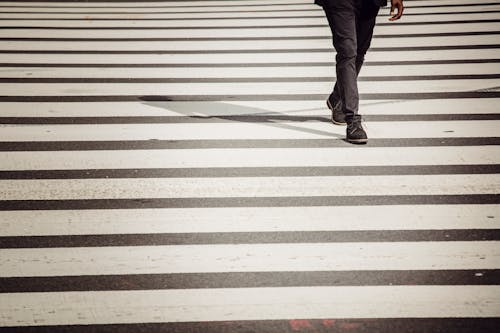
0,6,500,21
1,59,498,67
2,19,499,28
1,44,498,53
0,319,499,333
2,114,500,125
1,92,499,103
0,9,326,14
5,0,312,5
0,3,322,9
1,270,499,293
2,165,499,180
11,0,287,1
2,229,499,249
4,31,500,41
1,194,499,210
408,1,500,9
1,74,498,83
2,0,492,7
1,138,499,151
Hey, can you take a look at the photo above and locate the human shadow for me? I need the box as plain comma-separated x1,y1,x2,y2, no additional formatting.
138,97,345,139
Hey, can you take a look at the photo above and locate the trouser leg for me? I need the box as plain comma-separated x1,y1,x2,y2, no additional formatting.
356,2,379,77
323,0,378,122
323,0,359,122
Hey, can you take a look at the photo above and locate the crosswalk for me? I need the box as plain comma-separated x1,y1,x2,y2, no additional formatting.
0,0,499,331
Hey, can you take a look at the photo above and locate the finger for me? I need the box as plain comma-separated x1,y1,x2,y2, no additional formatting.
389,4,396,20
389,4,403,21
394,4,404,20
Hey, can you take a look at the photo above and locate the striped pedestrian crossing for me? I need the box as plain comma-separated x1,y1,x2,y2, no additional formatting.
0,0,499,332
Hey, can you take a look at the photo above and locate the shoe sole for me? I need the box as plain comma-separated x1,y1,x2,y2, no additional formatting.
326,99,347,126
346,138,368,144
332,119,347,126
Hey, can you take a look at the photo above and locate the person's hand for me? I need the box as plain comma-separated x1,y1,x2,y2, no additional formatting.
389,0,404,21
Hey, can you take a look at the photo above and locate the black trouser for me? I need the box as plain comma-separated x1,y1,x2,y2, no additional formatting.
321,0,379,122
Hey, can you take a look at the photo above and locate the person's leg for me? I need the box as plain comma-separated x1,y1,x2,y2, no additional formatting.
339,1,378,143
356,0,379,76
330,0,378,104
322,0,361,123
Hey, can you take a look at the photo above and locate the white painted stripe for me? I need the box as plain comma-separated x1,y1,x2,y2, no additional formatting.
2,36,498,51
2,12,499,26
0,35,492,52
2,79,499,96
0,11,327,19
0,4,318,14
0,0,495,9
3,3,482,16
1,0,490,7
2,5,498,18
0,99,498,117
0,17,341,27
0,0,490,6
0,49,497,64
2,24,498,38
1,174,498,200
0,100,327,117
1,146,499,171
1,241,499,277
0,1,495,13
2,63,497,78
1,120,499,141
355,12,499,25
344,99,500,115
1,286,500,326
1,205,498,236
0,0,313,7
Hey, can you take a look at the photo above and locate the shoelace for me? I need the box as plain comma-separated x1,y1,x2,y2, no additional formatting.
348,121,363,133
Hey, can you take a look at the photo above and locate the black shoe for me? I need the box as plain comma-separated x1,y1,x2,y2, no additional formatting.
346,119,368,144
326,98,346,126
